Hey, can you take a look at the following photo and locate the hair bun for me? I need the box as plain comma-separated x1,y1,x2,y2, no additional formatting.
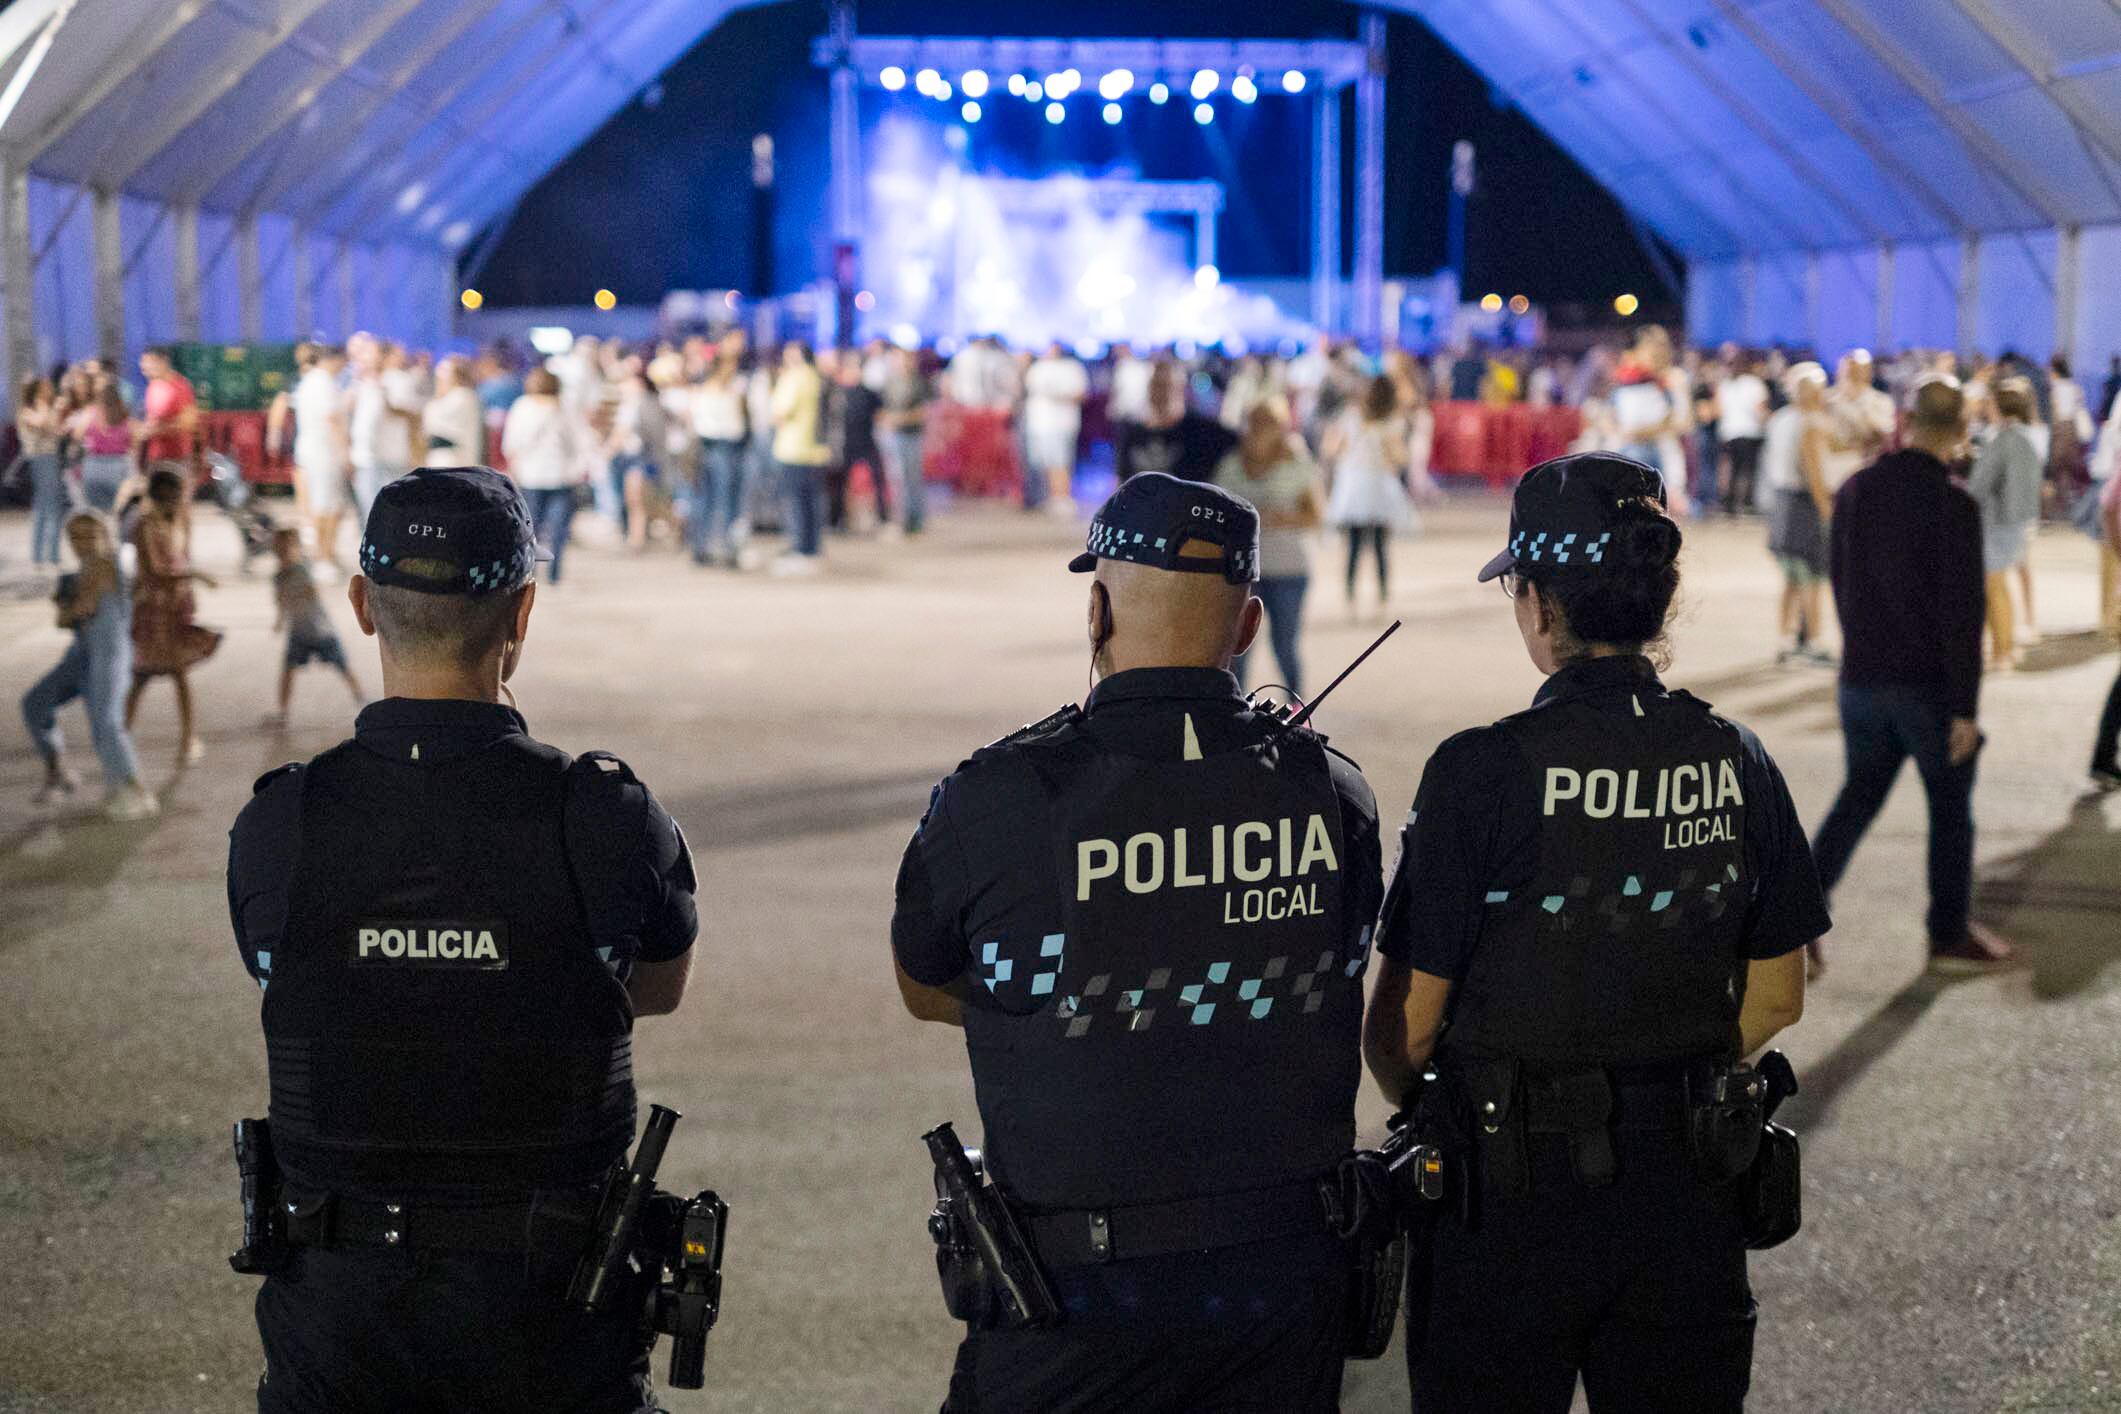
1610,495,1681,568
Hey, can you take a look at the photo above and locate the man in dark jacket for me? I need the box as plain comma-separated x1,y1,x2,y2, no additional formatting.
1808,377,2013,975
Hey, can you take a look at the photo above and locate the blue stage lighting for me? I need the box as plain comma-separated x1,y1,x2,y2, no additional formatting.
1149,82,1170,105
961,70,989,98
1194,101,1214,124
1007,73,1026,96
1282,69,1307,94
1191,69,1219,100
1102,101,1122,124
1046,100,1066,124
935,80,953,101
962,100,982,122
1232,74,1257,103
1098,69,1133,101
915,67,940,95
880,66,906,91
1025,80,1044,101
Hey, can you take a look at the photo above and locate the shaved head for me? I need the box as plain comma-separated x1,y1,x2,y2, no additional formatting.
1090,540,1260,677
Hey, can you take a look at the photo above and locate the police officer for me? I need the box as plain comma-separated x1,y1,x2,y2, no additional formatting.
226,466,698,1413
891,472,1384,1412
1365,453,1828,1412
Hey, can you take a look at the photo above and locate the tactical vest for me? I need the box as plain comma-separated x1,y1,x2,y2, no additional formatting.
964,717,1363,1211
263,738,637,1194
1443,684,1749,1069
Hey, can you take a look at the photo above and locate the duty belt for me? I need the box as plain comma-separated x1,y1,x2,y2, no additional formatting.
281,1190,598,1256
1023,1177,1331,1267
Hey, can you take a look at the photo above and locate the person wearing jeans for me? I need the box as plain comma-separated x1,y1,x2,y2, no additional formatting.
500,370,582,584
689,354,749,565
18,376,66,564
879,345,933,533
768,343,830,572
22,511,156,819
1215,402,1323,697
1810,376,2010,975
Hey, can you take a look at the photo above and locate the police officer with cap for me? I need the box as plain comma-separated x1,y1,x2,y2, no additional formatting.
227,466,698,1412
1366,453,1829,1412
891,471,1385,1411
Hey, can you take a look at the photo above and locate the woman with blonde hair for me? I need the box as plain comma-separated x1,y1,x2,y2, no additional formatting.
1214,401,1323,695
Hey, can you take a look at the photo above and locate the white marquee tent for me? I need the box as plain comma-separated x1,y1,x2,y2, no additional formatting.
0,0,2113,410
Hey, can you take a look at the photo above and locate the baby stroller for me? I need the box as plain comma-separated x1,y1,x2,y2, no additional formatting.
197,452,278,576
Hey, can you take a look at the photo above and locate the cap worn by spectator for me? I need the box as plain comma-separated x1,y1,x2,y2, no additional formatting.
1068,470,1261,584
358,465,550,595
1477,452,1668,582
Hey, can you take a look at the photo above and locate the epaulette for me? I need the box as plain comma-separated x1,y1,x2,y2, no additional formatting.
569,749,641,787
974,703,1085,758
251,762,303,796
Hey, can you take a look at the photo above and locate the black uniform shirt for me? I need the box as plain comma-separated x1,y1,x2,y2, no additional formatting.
228,698,696,990
893,667,1382,993
1378,656,1829,981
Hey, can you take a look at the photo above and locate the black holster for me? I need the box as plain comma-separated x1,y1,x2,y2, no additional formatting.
229,1118,290,1276
1323,1150,1406,1360
1684,1060,1767,1183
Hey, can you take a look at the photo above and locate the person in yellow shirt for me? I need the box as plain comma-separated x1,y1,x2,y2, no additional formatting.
770,342,832,573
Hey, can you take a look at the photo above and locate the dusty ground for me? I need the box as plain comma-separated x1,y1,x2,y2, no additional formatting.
2,492,2117,1413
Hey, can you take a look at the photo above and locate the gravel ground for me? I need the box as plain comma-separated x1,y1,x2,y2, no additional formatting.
1,494,2116,1413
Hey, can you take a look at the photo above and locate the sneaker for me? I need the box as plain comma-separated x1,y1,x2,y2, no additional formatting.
2089,764,2121,792
1928,923,2017,974
181,737,206,767
769,554,822,578
103,783,160,821
33,770,80,805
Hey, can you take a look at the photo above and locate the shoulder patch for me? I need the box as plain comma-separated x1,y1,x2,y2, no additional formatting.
570,750,640,787
973,703,1085,760
251,762,303,796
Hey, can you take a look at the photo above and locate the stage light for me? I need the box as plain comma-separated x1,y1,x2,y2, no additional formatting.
1232,74,1257,104
1191,69,1219,100
1025,80,1043,101
1509,294,1530,314
962,100,982,122
1060,68,1081,93
1149,82,1170,104
915,67,940,94
1007,73,1026,96
1046,100,1065,124
880,66,905,91
459,288,483,311
934,80,953,101
1195,264,1220,289
1480,293,1503,312
594,288,617,311
723,290,738,309
1614,292,1640,316
1193,101,1214,125
1282,69,1307,93
1098,69,1133,100
854,289,876,312
961,70,988,98
1102,101,1122,124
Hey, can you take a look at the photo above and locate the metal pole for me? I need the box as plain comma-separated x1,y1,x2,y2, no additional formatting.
336,239,355,337
237,212,261,341
2,161,33,394
292,225,312,336
1353,12,1386,347
827,0,859,346
173,202,200,341
1956,238,1980,356
1740,255,1758,345
1311,87,1340,334
92,186,122,361
1804,251,1821,352
1875,243,1895,353
1196,209,1216,272
2054,225,2080,362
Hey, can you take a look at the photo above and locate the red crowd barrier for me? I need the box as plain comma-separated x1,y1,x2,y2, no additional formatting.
1429,401,1582,487
203,411,292,486
926,401,1022,499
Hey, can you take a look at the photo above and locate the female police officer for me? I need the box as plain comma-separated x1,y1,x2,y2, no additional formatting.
1364,452,1828,1412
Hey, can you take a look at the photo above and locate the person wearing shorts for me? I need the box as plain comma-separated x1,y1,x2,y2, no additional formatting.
1763,363,1834,663
270,526,364,726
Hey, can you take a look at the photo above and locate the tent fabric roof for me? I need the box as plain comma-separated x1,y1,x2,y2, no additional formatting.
0,0,758,254
1382,0,2121,259
0,1,2110,266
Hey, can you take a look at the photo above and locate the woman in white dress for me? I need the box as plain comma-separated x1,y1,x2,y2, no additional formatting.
289,345,350,572
1323,375,1416,615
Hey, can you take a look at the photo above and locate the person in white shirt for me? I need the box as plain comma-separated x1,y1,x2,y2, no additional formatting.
1716,355,1771,515
1762,363,1835,662
689,354,749,566
346,335,419,524
1822,349,1894,492
1322,375,1415,617
420,356,484,470
1611,325,1693,516
501,369,585,584
1108,342,1152,435
284,345,351,573
1021,344,1087,514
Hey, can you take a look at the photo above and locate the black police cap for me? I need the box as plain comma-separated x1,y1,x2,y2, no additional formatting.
1067,472,1261,585
358,466,548,596
1476,452,1669,583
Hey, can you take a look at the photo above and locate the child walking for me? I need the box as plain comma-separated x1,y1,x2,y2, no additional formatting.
21,511,159,819
125,466,223,767
267,525,364,726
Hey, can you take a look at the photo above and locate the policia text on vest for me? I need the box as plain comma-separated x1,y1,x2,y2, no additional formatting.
1542,760,1743,850
1075,812,1341,922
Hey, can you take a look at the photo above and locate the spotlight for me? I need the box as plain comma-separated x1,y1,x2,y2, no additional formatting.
1046,100,1065,124
1232,74,1257,104
961,70,988,98
1195,264,1220,289
594,288,617,311
962,100,982,122
1102,101,1122,124
1508,294,1530,314
1149,82,1170,104
854,289,876,312
1007,73,1026,96
915,67,940,94
1614,292,1640,317
1191,69,1219,100
1193,101,1214,125
459,288,483,310
934,80,952,101
880,66,905,91
1480,293,1503,312
1060,67,1081,92
1098,69,1133,100
1024,80,1043,101
1282,69,1306,93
